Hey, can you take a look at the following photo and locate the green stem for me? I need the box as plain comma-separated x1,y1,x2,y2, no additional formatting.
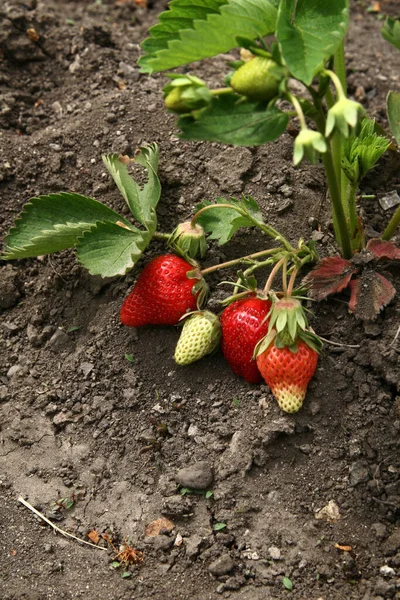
347,181,358,240
210,87,234,96
314,109,352,259
191,203,295,251
334,42,347,96
200,248,281,276
382,205,400,240
153,231,171,240
286,92,307,130
322,150,352,258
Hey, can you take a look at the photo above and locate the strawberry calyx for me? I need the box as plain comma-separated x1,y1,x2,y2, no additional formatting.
254,295,322,357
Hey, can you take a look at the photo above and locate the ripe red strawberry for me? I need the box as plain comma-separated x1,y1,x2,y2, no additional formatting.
120,254,203,327
221,296,271,384
256,340,318,413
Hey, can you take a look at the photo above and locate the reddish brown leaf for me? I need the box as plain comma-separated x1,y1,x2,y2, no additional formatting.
366,238,400,260
87,530,100,545
349,271,396,320
145,517,175,537
303,256,358,301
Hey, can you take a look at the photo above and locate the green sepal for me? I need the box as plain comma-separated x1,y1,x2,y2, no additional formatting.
254,328,276,358
298,330,323,353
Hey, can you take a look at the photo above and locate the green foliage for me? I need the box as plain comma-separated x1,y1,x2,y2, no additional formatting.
2,144,162,278
387,91,400,147
178,95,289,145
213,522,227,531
139,0,279,73
102,143,160,229
2,192,131,260
381,16,400,51
196,196,263,245
342,118,391,185
282,576,293,591
276,0,349,85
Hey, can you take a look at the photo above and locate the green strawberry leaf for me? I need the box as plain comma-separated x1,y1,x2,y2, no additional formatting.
387,91,400,147
196,196,263,245
139,0,279,73
76,221,153,277
381,16,400,51
102,143,161,229
178,95,289,145
2,193,131,260
276,0,349,85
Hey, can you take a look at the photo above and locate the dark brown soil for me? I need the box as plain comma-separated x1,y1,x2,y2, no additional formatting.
1,1,400,599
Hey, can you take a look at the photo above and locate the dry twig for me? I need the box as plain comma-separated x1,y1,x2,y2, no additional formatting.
17,496,107,551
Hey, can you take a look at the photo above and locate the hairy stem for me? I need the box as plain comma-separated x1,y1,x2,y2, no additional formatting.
200,248,281,276
382,204,400,240
287,267,298,298
153,231,171,240
263,257,285,295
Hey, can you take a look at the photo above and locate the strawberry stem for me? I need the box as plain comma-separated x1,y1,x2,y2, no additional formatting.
200,248,280,276
281,257,288,297
153,231,172,240
287,267,298,297
210,87,234,96
263,257,285,295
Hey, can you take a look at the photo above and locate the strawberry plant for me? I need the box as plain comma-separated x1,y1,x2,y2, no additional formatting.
139,0,400,317
3,1,399,413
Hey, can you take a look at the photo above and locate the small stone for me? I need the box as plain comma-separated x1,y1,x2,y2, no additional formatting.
315,500,340,521
7,365,21,378
48,329,71,350
372,523,387,540
151,535,174,551
187,424,199,437
185,534,203,559
349,461,370,486
276,198,294,214
383,529,400,556
53,412,73,427
52,101,63,118
175,461,213,491
0,267,21,309
380,565,395,578
379,190,400,211
268,546,281,560
208,554,235,577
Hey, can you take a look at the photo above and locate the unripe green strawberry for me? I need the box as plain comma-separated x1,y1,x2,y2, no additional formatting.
174,311,221,366
230,57,285,101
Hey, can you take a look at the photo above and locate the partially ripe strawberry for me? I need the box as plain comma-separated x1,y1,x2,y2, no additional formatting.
256,340,318,413
120,254,202,327
174,311,221,365
230,57,285,101
221,296,271,384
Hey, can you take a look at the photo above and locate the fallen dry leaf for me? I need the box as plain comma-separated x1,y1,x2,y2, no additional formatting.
87,530,100,545
145,517,175,537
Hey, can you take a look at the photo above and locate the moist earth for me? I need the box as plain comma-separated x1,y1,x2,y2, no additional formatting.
1,1,400,599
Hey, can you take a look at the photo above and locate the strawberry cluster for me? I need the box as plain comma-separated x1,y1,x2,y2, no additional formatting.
120,254,320,413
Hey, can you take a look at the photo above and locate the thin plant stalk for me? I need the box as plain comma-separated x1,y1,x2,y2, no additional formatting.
382,204,400,240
